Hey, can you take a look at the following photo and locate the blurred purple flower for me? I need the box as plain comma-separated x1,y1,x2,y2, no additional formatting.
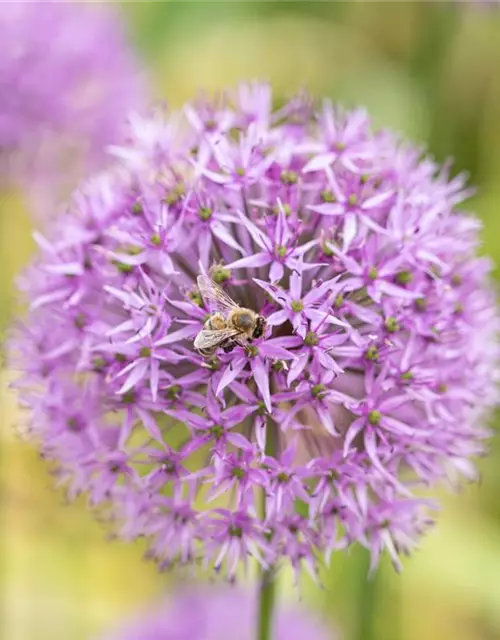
9,83,499,580
97,585,333,640
0,1,145,215
458,0,500,9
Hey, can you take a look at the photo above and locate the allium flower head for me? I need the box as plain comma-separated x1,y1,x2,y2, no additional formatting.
9,83,499,579
0,2,144,211
97,585,332,640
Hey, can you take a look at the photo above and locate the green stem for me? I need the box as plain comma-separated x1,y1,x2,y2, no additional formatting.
256,416,278,640
257,568,276,640
353,551,378,640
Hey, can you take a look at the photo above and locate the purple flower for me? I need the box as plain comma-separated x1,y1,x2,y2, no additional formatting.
0,1,145,216
458,0,500,10
9,84,500,580
97,585,333,640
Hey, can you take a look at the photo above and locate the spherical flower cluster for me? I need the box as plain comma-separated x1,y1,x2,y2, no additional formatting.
9,83,499,580
0,2,144,212
97,585,332,640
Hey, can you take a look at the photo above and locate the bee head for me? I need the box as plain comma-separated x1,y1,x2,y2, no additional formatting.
252,315,267,339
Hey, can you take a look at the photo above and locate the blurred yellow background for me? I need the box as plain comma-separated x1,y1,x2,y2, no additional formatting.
2,3,500,639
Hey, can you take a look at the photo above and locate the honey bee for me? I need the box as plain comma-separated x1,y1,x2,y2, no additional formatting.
194,275,267,357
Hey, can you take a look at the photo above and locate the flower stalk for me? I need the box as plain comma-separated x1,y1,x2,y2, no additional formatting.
257,568,277,640
257,416,278,640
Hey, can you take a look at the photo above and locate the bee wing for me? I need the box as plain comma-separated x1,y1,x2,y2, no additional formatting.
194,327,242,351
197,275,240,314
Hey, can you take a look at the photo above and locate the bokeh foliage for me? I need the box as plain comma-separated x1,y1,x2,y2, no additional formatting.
1,3,500,639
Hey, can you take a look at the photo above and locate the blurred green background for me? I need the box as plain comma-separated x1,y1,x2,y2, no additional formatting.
2,2,500,639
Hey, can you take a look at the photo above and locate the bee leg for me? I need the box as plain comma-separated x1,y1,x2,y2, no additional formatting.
221,338,235,354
